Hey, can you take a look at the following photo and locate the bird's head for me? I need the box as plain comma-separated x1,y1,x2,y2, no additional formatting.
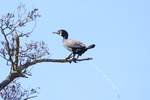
53,29,68,39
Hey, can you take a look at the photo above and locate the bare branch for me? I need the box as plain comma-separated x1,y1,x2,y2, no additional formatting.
13,31,20,71
19,58,93,70
0,27,14,65
0,57,92,91
0,81,39,100
0,71,26,91
24,95,38,100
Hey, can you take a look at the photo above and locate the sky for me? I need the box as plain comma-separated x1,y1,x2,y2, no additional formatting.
0,0,150,100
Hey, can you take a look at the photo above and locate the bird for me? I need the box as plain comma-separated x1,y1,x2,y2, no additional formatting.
53,29,95,62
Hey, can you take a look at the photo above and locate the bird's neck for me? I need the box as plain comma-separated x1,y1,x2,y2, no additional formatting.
63,38,67,41
63,36,68,39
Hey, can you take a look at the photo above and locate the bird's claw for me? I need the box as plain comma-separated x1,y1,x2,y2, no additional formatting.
65,55,79,63
65,58,78,63
72,58,78,63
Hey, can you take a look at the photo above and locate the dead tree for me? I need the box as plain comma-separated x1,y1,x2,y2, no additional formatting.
0,6,92,93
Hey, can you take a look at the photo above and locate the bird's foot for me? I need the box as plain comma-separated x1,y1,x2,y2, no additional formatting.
65,53,73,60
72,58,78,63
65,57,79,63
64,57,72,63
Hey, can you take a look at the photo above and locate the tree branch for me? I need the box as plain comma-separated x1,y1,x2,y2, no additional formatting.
20,57,93,70
13,31,20,71
0,27,14,65
24,95,38,100
0,71,26,91
0,57,92,91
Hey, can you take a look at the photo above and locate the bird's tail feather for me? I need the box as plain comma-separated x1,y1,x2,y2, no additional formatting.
86,44,95,49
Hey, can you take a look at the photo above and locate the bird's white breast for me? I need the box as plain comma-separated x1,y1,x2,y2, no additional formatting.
63,39,86,52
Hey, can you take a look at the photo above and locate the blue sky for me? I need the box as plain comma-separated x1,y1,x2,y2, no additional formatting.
0,0,150,100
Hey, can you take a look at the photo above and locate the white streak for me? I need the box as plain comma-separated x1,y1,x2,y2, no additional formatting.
91,63,120,99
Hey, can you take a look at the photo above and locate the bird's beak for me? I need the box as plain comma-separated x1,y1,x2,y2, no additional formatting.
52,32,59,35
